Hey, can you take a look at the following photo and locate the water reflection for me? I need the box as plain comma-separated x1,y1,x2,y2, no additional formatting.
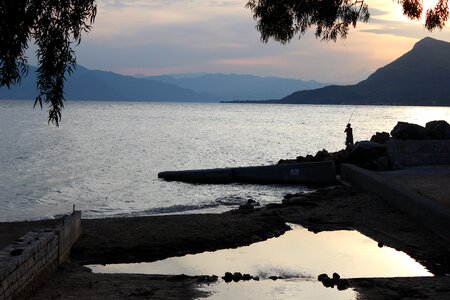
201,279,356,300
89,224,431,299
90,224,432,278
89,224,431,278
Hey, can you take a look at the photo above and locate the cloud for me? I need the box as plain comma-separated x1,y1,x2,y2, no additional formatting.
59,0,450,83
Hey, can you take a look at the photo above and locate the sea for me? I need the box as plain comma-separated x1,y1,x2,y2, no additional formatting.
1,100,449,222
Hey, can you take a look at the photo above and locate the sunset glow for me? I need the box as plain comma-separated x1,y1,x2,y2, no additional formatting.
25,0,450,83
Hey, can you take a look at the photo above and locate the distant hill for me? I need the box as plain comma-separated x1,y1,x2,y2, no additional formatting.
0,66,214,102
277,37,450,106
0,67,326,102
143,73,327,101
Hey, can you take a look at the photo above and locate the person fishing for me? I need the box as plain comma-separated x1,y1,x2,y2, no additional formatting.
344,123,354,147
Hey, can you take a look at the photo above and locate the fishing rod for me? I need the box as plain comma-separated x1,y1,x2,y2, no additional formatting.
347,105,358,124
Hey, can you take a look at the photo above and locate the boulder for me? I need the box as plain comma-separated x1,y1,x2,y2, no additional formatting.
391,122,428,140
232,272,243,282
348,141,386,169
222,272,233,282
318,273,329,282
370,131,390,144
314,149,333,161
426,120,450,140
332,272,340,280
242,274,253,281
322,277,334,288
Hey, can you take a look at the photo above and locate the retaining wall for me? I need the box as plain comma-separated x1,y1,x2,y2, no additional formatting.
0,211,81,300
341,164,450,242
387,140,450,169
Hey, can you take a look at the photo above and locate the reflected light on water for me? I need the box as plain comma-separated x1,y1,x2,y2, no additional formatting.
89,224,432,278
400,106,449,127
88,224,432,300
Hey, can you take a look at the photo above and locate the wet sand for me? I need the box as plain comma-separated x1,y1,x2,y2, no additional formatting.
2,184,450,299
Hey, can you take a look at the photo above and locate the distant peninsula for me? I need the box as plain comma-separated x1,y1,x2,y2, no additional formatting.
224,37,450,106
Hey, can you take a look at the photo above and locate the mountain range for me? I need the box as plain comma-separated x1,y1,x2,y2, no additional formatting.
0,66,211,102
141,73,325,100
2,37,449,105
0,66,325,102
238,37,449,106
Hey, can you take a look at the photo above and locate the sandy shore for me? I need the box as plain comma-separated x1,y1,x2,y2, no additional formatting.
2,184,450,299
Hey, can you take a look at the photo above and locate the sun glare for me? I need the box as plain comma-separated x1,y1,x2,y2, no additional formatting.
401,107,450,126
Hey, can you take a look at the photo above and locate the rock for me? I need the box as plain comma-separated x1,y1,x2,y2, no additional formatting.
242,274,253,281
314,149,332,161
222,272,233,282
269,276,278,280
348,141,386,169
370,131,390,144
332,272,340,280
305,154,314,162
391,122,428,140
318,273,329,282
296,155,306,162
322,277,334,288
283,193,296,200
232,272,243,282
246,199,259,206
239,199,260,210
426,120,450,140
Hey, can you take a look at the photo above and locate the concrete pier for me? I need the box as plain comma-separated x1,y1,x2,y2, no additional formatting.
158,161,336,185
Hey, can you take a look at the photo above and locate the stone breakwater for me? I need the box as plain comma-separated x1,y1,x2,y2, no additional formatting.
0,211,80,300
279,120,450,172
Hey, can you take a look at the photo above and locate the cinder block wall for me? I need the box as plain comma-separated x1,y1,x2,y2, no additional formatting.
0,211,81,300
0,230,58,300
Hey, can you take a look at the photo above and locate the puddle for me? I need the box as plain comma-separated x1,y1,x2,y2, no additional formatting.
88,224,432,299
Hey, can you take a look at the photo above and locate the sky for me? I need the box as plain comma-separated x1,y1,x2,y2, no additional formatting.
33,0,450,84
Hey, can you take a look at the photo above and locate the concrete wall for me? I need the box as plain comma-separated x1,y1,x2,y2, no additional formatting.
159,161,336,185
56,211,81,264
387,140,450,169
0,211,81,300
341,164,450,243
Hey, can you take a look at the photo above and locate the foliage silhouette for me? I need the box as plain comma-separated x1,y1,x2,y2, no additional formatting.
0,0,96,126
246,0,449,43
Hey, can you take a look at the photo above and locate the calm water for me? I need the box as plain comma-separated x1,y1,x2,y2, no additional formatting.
89,224,431,299
1,100,449,221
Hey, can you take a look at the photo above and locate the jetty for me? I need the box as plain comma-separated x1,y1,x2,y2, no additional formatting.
158,161,336,185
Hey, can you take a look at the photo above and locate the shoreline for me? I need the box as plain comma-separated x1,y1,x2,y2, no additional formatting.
2,183,449,299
